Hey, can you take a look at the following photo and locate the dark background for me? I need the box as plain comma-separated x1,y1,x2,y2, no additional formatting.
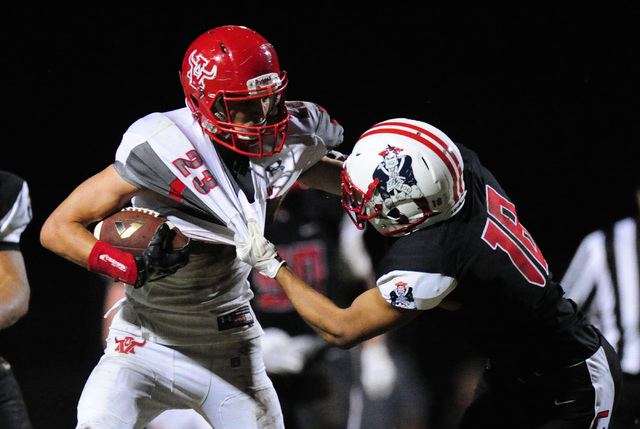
1,5,639,427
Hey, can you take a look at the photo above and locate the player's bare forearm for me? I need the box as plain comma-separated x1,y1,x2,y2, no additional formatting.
274,266,349,345
41,211,100,267
40,165,141,267
274,266,417,349
297,156,343,195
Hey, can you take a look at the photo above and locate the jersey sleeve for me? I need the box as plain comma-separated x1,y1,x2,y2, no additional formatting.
377,269,458,310
114,112,170,190
312,104,344,150
286,101,344,151
0,176,32,250
261,102,344,199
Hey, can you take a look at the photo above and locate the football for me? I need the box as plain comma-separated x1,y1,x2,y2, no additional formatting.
93,207,189,257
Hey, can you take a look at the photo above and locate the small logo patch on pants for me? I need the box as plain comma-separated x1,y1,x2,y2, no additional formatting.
217,305,254,331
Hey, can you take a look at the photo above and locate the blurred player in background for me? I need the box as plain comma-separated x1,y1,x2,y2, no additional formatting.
562,175,640,428
40,25,343,428
0,170,33,429
363,224,485,429
236,118,622,429
251,184,428,429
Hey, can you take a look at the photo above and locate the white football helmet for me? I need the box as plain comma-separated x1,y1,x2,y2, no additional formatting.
342,118,466,237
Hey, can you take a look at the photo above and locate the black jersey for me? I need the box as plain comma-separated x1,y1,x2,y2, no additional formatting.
376,144,599,373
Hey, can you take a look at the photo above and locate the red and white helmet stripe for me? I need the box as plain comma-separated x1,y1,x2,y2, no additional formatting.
359,120,465,202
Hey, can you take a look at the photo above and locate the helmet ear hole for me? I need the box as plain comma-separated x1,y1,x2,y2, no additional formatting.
387,208,404,222
189,95,200,109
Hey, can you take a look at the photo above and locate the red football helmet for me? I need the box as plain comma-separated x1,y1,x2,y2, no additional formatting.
180,26,289,157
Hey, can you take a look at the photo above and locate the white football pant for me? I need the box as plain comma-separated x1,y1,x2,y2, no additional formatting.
76,330,284,429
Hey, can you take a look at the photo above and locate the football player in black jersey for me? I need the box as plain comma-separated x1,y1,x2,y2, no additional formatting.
235,118,622,429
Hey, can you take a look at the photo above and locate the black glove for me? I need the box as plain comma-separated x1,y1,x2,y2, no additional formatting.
133,223,190,288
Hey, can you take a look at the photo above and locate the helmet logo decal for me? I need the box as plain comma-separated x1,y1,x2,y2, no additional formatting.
186,50,218,90
378,145,404,157
372,145,430,223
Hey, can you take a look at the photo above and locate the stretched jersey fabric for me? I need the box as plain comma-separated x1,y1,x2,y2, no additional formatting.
375,144,600,374
562,217,640,375
110,102,343,345
0,171,32,251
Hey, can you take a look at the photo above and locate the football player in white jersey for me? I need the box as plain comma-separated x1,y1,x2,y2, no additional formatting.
40,26,344,429
236,118,622,429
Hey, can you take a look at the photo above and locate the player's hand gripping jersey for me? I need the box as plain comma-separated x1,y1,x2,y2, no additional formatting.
376,144,600,372
111,102,343,345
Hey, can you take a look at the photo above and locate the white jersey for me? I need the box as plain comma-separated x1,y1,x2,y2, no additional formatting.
111,102,343,345
562,217,640,375
0,171,32,249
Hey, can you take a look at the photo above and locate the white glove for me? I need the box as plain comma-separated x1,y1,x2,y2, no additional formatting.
360,340,397,400
235,219,286,278
262,328,305,374
261,328,326,375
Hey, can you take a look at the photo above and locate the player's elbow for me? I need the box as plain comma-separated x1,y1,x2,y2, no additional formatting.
39,217,57,251
334,338,362,350
316,309,386,350
40,213,68,252
320,334,358,350
320,326,368,350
